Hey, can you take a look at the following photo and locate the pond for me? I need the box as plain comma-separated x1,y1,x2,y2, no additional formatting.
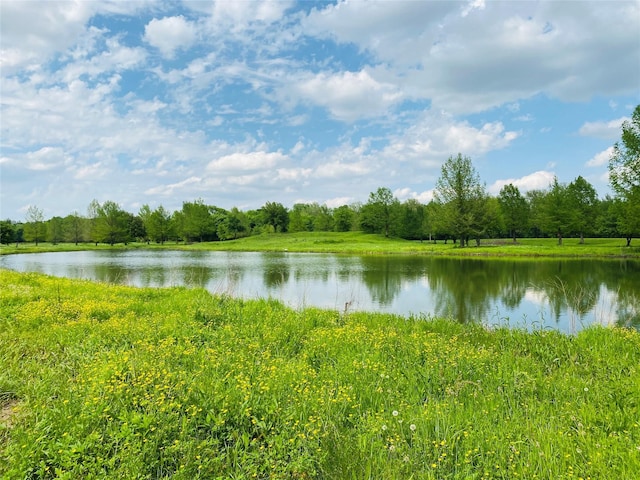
1,250,639,332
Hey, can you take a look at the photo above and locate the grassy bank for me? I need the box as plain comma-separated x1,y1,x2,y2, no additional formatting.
1,270,639,479
2,232,639,258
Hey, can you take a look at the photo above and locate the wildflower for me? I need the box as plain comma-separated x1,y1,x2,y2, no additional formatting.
382,425,387,431
392,410,399,417
410,424,416,432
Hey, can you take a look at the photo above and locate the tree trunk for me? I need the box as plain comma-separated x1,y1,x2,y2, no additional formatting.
627,237,632,247
557,231,563,246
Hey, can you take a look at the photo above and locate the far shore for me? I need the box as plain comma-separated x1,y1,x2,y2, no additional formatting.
1,232,639,259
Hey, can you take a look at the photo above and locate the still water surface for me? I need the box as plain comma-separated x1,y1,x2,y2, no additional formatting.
2,250,638,332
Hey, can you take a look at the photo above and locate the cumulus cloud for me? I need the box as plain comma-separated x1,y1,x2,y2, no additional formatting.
304,1,640,114
579,117,628,139
291,70,403,121
207,151,287,172
144,16,197,58
586,147,614,168
489,171,555,195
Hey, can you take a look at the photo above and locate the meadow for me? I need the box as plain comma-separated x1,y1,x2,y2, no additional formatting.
2,232,639,258
1,269,639,479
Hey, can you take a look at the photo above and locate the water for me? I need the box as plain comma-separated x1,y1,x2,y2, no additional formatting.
2,250,638,332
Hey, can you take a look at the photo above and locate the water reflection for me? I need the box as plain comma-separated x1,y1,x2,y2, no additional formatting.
1,251,638,332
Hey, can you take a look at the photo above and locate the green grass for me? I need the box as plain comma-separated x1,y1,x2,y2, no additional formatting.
2,232,639,258
1,269,639,479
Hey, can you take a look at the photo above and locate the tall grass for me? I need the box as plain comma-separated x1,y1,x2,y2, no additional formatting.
1,269,639,478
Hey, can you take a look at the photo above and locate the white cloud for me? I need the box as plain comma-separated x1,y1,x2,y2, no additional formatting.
304,1,640,114
586,147,614,168
382,114,519,165
578,117,628,139
144,16,197,58
394,187,434,203
489,171,555,195
207,151,287,172
324,196,354,208
292,70,403,121
314,160,371,179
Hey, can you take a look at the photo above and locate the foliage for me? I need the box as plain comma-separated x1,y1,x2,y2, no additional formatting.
567,176,598,243
94,201,130,246
1,270,639,479
0,220,17,245
260,202,289,233
498,184,529,242
609,104,640,197
435,154,487,246
23,205,44,246
360,187,400,238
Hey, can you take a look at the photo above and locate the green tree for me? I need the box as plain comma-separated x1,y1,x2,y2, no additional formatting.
434,154,487,246
361,187,399,237
217,207,247,240
609,104,640,247
260,202,289,233
47,216,64,245
24,205,44,245
180,199,214,242
289,204,314,232
616,188,640,247
64,211,85,245
399,199,426,240
0,220,16,245
311,204,334,231
566,176,599,244
609,105,640,197
541,177,571,245
498,183,529,242
333,205,354,232
141,205,174,244
95,201,129,245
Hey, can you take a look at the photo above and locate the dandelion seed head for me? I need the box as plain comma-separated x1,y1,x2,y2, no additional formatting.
410,424,416,431
392,410,399,417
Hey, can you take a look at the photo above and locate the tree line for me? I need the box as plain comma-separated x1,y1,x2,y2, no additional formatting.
1,105,638,247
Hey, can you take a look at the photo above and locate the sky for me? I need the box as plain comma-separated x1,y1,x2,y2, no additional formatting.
1,0,639,221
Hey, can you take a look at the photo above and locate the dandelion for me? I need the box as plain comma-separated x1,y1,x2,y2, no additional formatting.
392,410,399,417
410,424,416,432
382,425,387,431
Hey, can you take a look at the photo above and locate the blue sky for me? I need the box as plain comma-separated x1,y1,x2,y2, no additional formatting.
1,0,639,221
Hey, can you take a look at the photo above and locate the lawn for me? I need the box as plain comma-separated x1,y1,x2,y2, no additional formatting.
1,232,639,258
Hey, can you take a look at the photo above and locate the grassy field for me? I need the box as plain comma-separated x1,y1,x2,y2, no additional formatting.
1,269,639,479
2,232,639,258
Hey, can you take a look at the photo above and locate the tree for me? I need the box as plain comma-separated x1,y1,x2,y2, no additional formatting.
95,201,129,245
64,211,85,245
217,207,247,240
498,183,529,242
434,154,487,246
566,176,598,244
260,202,289,233
609,104,640,197
399,199,426,240
361,187,399,237
333,205,354,232
47,216,64,245
24,205,44,245
141,205,174,244
609,104,640,247
541,177,571,245
180,199,214,242
0,220,16,245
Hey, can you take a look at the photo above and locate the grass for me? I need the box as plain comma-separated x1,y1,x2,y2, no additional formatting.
2,232,639,258
1,269,639,479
